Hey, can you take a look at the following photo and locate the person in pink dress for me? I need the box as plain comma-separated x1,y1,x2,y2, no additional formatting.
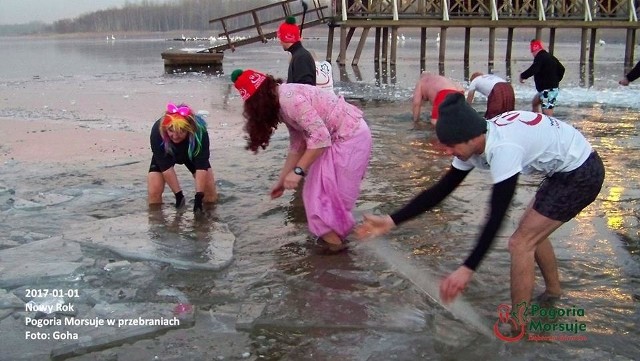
231,69,372,252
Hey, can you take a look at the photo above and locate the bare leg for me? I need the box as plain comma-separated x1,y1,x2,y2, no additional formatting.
534,238,562,297
509,205,563,310
531,94,542,113
203,168,218,203
542,108,554,116
147,172,165,205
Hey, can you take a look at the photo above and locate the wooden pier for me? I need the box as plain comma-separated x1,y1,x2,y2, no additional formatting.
162,0,638,76
161,49,224,73
160,0,328,73
327,0,639,74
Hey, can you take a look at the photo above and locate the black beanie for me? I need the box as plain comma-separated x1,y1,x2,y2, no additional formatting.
435,93,487,145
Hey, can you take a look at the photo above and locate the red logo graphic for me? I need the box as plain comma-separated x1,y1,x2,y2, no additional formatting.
493,303,526,342
494,111,543,127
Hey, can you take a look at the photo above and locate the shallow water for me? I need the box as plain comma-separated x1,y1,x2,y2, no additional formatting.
0,32,638,360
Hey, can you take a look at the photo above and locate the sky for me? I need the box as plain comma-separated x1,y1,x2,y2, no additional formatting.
0,0,164,25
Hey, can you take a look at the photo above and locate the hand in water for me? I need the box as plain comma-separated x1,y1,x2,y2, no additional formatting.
354,214,395,240
439,266,474,304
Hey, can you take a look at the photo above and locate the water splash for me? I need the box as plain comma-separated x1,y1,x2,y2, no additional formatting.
360,238,494,338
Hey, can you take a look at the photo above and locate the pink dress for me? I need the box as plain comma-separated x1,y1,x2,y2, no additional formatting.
278,83,372,239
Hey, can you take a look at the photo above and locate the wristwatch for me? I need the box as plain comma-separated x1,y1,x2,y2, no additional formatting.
293,166,306,177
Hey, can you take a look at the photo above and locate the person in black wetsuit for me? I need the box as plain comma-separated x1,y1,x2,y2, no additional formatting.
148,103,218,212
520,39,565,116
277,16,316,86
619,60,640,86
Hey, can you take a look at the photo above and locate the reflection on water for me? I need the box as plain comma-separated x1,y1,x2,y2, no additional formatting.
147,205,219,261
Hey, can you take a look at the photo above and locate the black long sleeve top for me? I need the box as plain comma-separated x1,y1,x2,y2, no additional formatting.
286,42,317,86
390,167,518,271
520,50,565,91
625,61,640,83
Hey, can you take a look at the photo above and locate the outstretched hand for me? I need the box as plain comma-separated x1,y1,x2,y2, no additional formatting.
270,182,285,199
439,266,474,304
354,214,396,240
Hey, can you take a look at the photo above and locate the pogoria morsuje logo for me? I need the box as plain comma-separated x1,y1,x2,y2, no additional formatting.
493,302,588,342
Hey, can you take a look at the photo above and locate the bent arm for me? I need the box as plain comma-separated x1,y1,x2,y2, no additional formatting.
412,83,425,123
194,169,208,193
520,57,541,80
626,61,640,83
279,148,305,182
296,147,327,173
462,173,519,270
466,89,476,104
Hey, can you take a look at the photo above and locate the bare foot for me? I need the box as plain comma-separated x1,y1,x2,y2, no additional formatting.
411,121,429,130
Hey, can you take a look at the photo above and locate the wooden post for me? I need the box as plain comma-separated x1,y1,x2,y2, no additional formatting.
375,27,381,63
326,24,335,62
464,27,471,77
549,28,556,54
489,27,496,74
632,29,637,67
338,26,347,66
420,27,427,72
506,27,514,80
580,28,588,69
588,28,597,65
625,28,635,68
382,27,389,64
535,28,542,41
506,27,514,64
438,27,447,69
352,27,370,66
338,27,356,65
391,27,398,66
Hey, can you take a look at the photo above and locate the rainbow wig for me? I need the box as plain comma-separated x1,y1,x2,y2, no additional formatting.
159,103,208,160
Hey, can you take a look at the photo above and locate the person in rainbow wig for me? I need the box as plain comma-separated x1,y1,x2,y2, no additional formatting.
148,103,218,212
231,68,372,253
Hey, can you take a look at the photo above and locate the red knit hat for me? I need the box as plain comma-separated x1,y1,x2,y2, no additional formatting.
231,69,267,100
278,16,300,43
530,39,544,53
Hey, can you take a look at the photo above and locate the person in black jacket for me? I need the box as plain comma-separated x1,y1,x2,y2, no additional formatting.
520,39,565,116
148,103,218,212
619,60,640,86
277,16,316,86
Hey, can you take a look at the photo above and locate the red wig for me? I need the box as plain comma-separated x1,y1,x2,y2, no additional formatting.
242,75,283,153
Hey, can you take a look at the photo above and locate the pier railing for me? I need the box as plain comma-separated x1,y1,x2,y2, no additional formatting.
326,0,638,73
336,0,638,21
205,0,329,53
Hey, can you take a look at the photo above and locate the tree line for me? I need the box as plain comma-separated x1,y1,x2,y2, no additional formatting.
1,0,301,35
50,0,289,33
